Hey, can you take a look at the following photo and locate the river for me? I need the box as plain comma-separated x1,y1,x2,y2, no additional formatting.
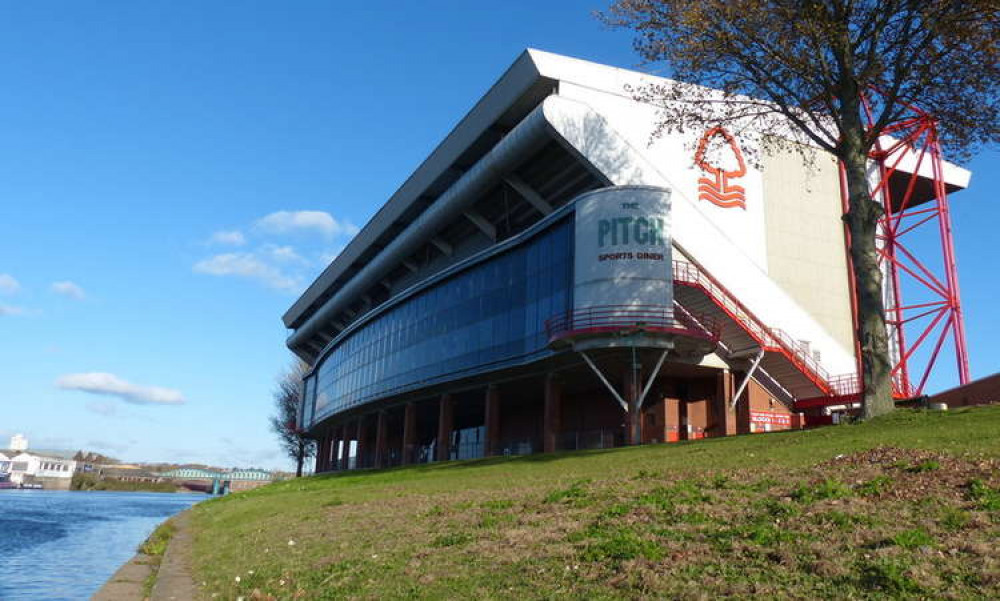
0,490,205,600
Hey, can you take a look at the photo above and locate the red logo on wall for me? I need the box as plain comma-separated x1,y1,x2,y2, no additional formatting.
694,127,747,209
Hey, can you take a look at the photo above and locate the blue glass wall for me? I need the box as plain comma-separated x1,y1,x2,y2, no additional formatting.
306,218,572,427
300,377,315,429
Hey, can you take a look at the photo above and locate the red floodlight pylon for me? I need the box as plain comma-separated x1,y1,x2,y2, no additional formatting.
839,93,971,399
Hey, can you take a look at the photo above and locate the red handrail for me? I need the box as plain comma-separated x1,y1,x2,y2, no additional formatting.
671,260,837,394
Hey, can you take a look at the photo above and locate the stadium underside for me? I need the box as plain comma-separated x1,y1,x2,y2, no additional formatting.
312,349,804,472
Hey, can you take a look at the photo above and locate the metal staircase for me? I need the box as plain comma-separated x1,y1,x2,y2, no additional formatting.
672,260,855,404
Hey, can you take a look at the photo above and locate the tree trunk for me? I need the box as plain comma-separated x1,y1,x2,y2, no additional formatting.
841,125,895,419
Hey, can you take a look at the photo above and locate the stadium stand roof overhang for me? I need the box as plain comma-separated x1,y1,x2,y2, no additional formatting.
283,50,562,332
283,49,971,365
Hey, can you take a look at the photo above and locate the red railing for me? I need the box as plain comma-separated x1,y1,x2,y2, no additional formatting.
545,304,720,345
671,260,835,394
826,372,913,400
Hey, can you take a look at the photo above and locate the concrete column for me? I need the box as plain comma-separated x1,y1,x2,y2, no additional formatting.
623,367,642,445
330,428,341,471
714,369,737,437
339,423,350,470
402,402,417,465
543,374,562,453
374,410,388,468
436,394,453,462
355,418,367,469
484,384,501,457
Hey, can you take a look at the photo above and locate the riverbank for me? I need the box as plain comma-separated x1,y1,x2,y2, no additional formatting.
93,514,196,601
71,473,181,493
176,406,998,598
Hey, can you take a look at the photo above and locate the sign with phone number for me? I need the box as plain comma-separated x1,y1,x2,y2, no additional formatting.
750,411,792,427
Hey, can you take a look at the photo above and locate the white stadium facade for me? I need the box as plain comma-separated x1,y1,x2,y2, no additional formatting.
283,50,972,472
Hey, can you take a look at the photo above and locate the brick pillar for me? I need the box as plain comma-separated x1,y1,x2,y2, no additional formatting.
665,398,682,442
321,432,330,472
355,418,367,469
484,384,501,457
374,410,388,468
339,423,350,469
679,401,690,440
543,374,562,453
734,372,752,435
402,402,417,465
714,369,737,437
316,434,327,472
436,394,453,462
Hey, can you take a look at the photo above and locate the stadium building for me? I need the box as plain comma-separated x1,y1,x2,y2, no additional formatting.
283,50,972,471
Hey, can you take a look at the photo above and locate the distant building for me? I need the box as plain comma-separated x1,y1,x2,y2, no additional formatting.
92,464,164,484
0,452,11,481
6,452,77,490
9,434,27,452
227,469,273,492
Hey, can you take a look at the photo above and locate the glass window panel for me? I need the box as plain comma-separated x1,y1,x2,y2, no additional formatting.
307,218,571,425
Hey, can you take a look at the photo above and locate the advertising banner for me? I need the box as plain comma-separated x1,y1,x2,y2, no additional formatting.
573,186,673,311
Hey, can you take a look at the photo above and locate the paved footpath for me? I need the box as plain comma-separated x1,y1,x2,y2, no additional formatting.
149,512,198,601
91,553,154,601
91,511,197,601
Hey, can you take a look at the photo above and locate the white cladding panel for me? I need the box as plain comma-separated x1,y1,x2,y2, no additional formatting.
540,94,857,376
558,81,769,274
573,187,673,311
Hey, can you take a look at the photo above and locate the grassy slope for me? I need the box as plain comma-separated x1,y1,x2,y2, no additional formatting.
190,406,1000,599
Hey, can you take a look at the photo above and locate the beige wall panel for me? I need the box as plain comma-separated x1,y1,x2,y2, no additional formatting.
762,144,856,358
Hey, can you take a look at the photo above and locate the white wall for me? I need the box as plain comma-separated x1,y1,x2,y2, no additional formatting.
541,93,858,377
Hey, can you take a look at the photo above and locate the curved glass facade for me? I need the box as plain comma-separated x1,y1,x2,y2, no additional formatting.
304,217,573,427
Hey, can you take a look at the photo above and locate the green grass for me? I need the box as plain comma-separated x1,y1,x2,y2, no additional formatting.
968,478,1000,511
138,519,177,597
188,405,1000,600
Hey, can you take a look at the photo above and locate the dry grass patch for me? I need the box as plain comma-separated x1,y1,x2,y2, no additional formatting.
189,407,1000,599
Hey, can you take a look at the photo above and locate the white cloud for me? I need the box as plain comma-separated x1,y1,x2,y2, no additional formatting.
51,280,86,300
261,244,308,264
56,372,185,405
193,252,301,291
0,305,24,316
209,230,246,246
255,210,359,238
0,274,20,295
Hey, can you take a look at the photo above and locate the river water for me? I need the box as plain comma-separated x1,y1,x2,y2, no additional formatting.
0,490,205,600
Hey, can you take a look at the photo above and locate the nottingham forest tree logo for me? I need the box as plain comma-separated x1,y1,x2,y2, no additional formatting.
694,127,747,209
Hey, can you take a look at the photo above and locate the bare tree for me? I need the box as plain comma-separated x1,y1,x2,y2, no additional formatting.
270,360,315,477
604,0,999,417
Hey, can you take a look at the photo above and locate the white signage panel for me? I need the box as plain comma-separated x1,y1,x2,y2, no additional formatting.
573,186,673,311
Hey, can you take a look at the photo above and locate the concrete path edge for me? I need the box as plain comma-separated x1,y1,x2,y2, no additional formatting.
91,510,197,601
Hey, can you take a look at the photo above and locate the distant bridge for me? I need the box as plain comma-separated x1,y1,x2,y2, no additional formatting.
158,468,274,494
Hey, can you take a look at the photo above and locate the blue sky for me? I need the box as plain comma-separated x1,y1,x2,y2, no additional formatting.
0,2,996,469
